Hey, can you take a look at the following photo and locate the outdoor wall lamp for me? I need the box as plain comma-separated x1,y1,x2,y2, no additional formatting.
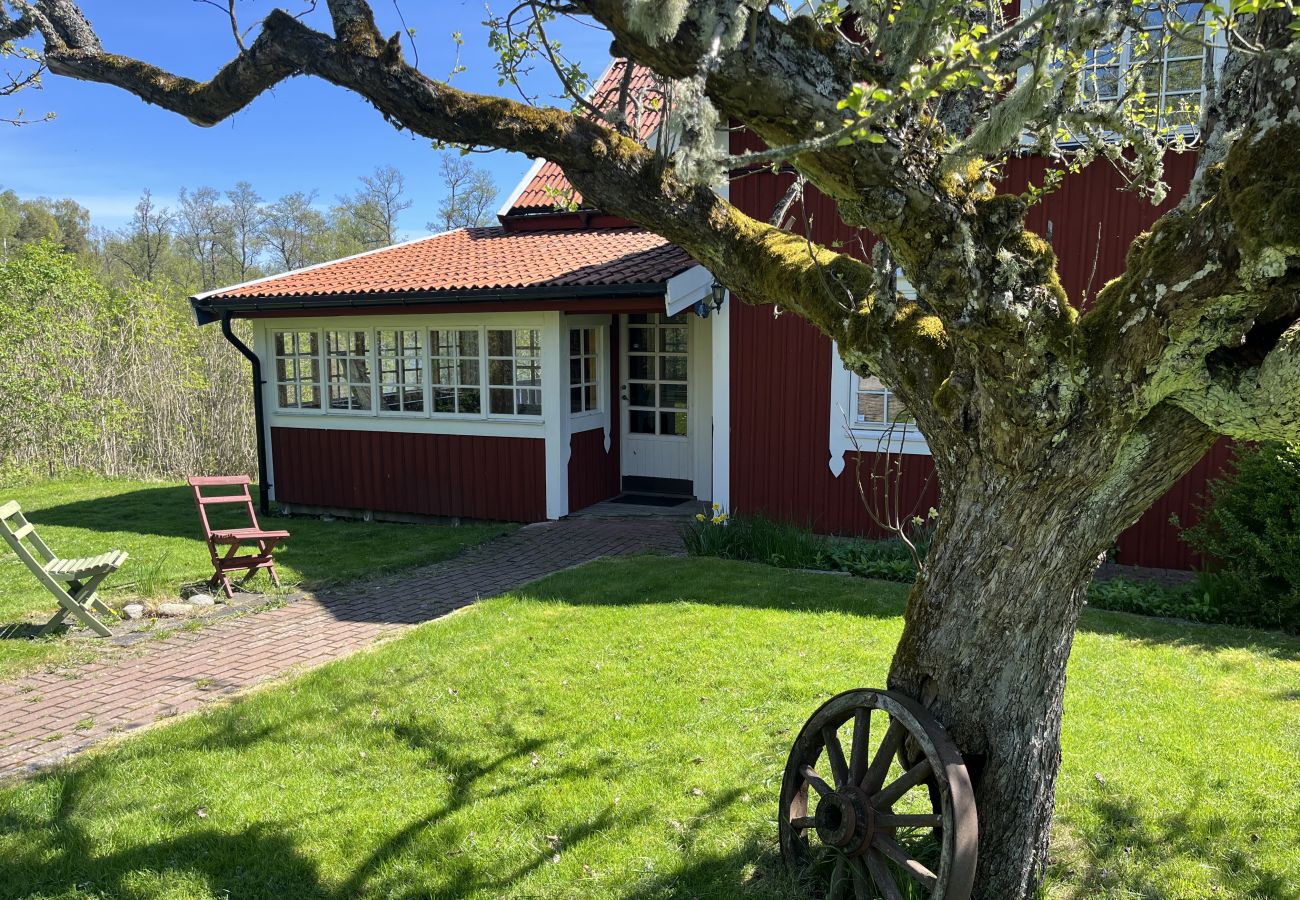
695,280,728,319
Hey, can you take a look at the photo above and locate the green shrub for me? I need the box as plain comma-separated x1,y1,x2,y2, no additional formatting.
825,538,918,583
1179,442,1300,632
681,512,829,569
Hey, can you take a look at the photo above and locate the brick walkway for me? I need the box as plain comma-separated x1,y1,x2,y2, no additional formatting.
0,517,683,776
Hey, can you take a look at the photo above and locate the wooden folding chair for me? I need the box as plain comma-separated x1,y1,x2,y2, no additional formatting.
187,476,290,598
0,500,126,637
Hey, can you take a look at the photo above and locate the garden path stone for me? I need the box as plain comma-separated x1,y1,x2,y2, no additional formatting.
0,516,683,776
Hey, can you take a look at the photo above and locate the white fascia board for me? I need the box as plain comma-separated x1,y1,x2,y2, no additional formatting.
192,228,465,302
665,265,714,316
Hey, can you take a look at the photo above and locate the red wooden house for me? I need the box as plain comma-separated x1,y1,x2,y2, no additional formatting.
192,59,1229,571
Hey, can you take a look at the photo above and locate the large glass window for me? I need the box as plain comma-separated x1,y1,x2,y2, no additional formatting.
627,313,688,437
569,328,600,414
273,330,321,410
488,328,542,416
377,329,425,413
1083,3,1209,130
431,328,482,415
325,330,373,411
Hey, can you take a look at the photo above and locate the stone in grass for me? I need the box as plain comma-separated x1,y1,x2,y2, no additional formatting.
189,593,216,607
122,603,145,620
156,603,195,617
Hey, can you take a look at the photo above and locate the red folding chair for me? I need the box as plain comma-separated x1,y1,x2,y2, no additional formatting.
187,476,290,598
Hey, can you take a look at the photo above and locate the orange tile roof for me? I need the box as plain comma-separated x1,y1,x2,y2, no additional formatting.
201,227,693,302
508,61,665,215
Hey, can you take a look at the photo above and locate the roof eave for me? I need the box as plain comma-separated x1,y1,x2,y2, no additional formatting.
189,280,674,324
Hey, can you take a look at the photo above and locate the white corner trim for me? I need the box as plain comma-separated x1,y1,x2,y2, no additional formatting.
194,228,466,301
665,265,714,316
827,341,930,476
711,299,731,511
542,311,568,519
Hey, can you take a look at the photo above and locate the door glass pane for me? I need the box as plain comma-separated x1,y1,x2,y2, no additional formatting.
660,356,687,381
629,383,656,407
629,410,655,434
660,411,688,436
661,384,688,409
628,355,653,380
659,328,687,353
628,328,652,352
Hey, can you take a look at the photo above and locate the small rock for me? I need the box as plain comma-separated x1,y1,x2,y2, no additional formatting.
157,603,194,617
122,604,144,620
189,594,216,607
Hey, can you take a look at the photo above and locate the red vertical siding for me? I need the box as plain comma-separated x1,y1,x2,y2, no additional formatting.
727,129,1226,566
271,426,547,522
568,427,619,511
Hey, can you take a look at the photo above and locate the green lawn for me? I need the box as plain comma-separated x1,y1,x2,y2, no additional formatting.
0,477,511,679
0,557,1295,899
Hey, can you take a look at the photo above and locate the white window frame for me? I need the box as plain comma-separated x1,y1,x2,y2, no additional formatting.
268,322,545,422
323,327,376,415
430,326,487,418
375,327,428,417
272,329,323,412
568,325,604,421
828,276,929,473
1019,1,1225,144
486,327,544,419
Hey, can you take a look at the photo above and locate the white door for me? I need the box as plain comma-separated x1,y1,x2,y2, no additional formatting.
621,312,693,487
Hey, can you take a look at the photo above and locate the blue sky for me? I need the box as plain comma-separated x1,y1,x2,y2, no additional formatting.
3,1,611,233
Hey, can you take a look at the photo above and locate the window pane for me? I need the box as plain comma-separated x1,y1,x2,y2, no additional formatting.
488,359,513,386
487,330,512,356
659,328,687,353
458,330,479,357
857,392,886,423
300,385,320,409
660,411,688,436
433,387,456,413
570,358,582,382
629,410,655,434
660,356,687,382
629,383,655,407
583,357,597,382
585,385,598,410
490,388,514,415
661,384,688,409
278,384,295,407
460,388,481,414
458,358,480,386
571,386,583,414
517,390,542,416
569,330,582,355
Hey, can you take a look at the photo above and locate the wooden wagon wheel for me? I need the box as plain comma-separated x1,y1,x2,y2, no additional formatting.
778,688,978,899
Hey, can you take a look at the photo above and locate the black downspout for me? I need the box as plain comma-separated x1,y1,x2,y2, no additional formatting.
220,312,271,515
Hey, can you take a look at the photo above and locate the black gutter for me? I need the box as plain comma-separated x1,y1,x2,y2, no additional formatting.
220,312,271,515
189,280,672,324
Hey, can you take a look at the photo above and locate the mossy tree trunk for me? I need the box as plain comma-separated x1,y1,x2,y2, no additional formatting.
886,407,1218,897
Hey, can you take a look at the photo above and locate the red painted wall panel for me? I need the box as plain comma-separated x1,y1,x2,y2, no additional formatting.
271,426,547,522
568,427,619,512
727,129,1225,567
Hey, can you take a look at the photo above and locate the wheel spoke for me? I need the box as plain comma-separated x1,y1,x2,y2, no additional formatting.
872,757,933,809
863,849,905,900
848,707,871,787
848,856,873,900
789,815,816,830
862,717,905,794
800,764,833,797
873,834,938,890
822,724,850,789
875,811,942,829
829,857,849,900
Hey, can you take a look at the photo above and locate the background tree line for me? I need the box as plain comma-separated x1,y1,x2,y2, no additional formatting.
0,156,498,482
